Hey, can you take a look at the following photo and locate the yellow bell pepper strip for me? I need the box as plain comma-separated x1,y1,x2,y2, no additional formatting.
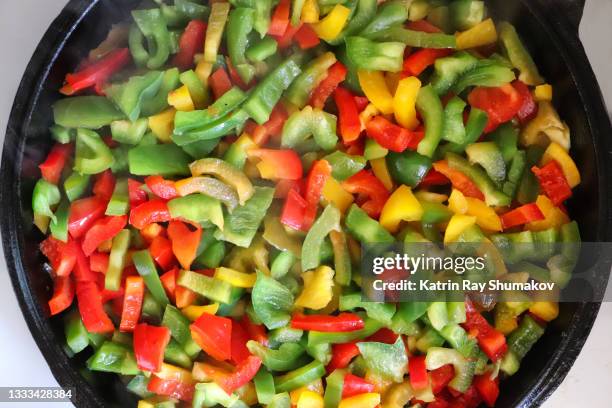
379,185,423,233
290,379,324,405
338,393,381,408
301,0,320,23
322,178,354,213
541,142,580,188
312,5,351,42
148,108,176,143
393,76,421,130
520,101,570,150
456,18,498,50
295,265,335,310
381,382,413,408
529,301,559,322
526,195,570,231
369,158,393,191
444,214,477,243
195,60,214,85
189,158,255,205
204,2,230,63
534,84,553,102
181,303,219,322
167,85,194,112
448,189,503,232
297,390,325,408
358,70,394,115
498,21,544,86
214,267,257,288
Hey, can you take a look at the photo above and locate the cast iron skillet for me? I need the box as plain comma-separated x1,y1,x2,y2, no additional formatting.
2,0,612,407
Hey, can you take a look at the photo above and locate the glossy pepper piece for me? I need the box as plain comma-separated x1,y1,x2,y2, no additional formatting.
130,9,171,69
310,62,348,110
379,185,423,233
531,161,572,205
227,8,256,84
173,20,207,70
119,276,144,332
60,48,131,95
134,323,171,372
39,143,73,185
74,129,115,175
190,312,232,361
366,116,423,153
291,313,364,333
342,170,390,219
346,37,406,73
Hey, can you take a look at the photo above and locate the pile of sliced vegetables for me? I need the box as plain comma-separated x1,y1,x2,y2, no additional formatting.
33,0,582,407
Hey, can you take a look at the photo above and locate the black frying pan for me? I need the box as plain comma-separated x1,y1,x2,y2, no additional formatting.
2,0,611,407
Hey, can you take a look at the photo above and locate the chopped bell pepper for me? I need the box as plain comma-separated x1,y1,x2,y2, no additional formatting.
498,22,544,86
130,9,171,69
386,150,432,188
448,189,502,232
287,52,338,108
456,18,497,50
190,312,232,361
252,271,294,329
346,37,405,73
48,275,75,315
296,265,335,310
173,20,207,70
444,214,477,243
133,249,170,308
74,129,115,175
357,337,407,383
312,4,351,42
345,204,394,244
526,195,569,231
248,148,303,180
130,199,171,230
393,76,421,130
531,161,572,205
60,48,131,95
366,116,423,153
53,95,123,130
105,229,131,290
282,106,338,151
119,276,145,332
379,185,423,233
338,392,380,408
358,70,394,115
204,2,230,63
500,203,545,230
134,323,171,372
227,7,256,84
268,0,291,36
39,143,73,185
76,280,115,333
415,85,444,158
81,215,127,256
334,87,361,143
541,142,580,188
310,62,348,110
167,220,201,270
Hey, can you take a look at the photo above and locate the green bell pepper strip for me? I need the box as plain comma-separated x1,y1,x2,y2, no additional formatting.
450,0,485,31
243,56,302,124
195,238,226,269
268,327,304,348
330,230,352,286
141,68,181,117
490,122,519,164
176,269,233,304
387,150,432,187
339,293,396,326
215,187,274,248
128,144,191,176
168,194,224,230
286,52,337,108
126,374,153,399
49,199,69,242
367,26,457,49
251,271,294,330
516,145,544,204
177,176,239,212
390,306,424,335
50,125,74,144
465,142,507,186
175,0,210,20
329,0,377,46
110,145,129,173
452,60,516,94
130,9,171,69
106,179,129,216
64,309,89,354
439,324,475,358
53,96,124,129
416,327,445,353
498,21,544,86
421,201,452,224
180,69,209,108
227,8,256,84
501,315,545,376
110,118,148,145
254,368,276,404
182,138,220,159
439,107,489,156
31,179,59,222
446,152,511,206
306,342,332,365
335,45,362,94
246,36,278,62
357,337,408,382
430,52,479,95
281,107,338,151
271,250,296,279
364,138,388,160
291,0,306,26
441,96,467,144
247,341,308,372
345,204,394,244
268,392,291,408
173,109,250,145
132,249,170,308
193,382,240,408
346,36,406,72
252,0,274,37
323,151,367,181
87,341,140,375
416,85,444,158
164,338,193,369
105,229,131,291
128,24,148,67
359,0,408,38
105,71,164,121
74,129,115,175
141,291,163,323
323,369,345,408
274,360,326,393
307,316,384,346
425,347,474,393
301,204,341,271
161,305,201,357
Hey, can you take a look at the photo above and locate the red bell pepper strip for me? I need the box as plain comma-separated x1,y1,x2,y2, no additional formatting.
76,280,114,333
531,161,573,205
175,285,197,309
303,160,333,229
48,275,75,316
366,328,399,344
81,215,127,256
403,48,453,77
281,187,307,231
73,244,98,282
334,87,362,144
433,161,485,201
513,80,538,124
147,374,194,402
173,20,207,70
310,62,348,109
275,178,304,199
39,143,73,185
93,170,116,201
130,199,172,230
342,374,375,398
60,48,131,95
248,149,303,180
274,22,303,49
342,170,390,218
209,67,233,100
268,0,290,36
290,313,365,332
244,105,288,146
149,235,176,271
294,24,320,49
500,203,545,230
145,175,179,200
419,168,450,187
119,276,145,332
430,364,455,394
462,301,507,362
215,356,262,395
190,313,233,361
409,355,429,391
354,96,370,112
128,179,148,208
408,20,444,33
40,236,78,277
230,319,252,365
241,315,269,347
468,84,523,133
167,220,202,270
68,196,107,239
160,268,178,304
366,116,424,152
89,251,109,273
473,372,500,407
326,342,360,373
134,323,171,372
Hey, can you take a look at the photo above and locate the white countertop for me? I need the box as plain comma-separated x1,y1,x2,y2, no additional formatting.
0,1,611,407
